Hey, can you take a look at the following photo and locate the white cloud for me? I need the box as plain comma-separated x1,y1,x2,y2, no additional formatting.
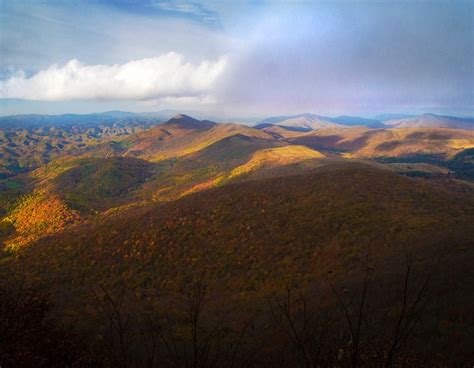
0,52,227,102
140,95,216,107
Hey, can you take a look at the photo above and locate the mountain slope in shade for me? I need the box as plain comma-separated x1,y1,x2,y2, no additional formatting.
254,122,313,132
254,123,315,139
385,113,474,130
164,114,216,130
52,157,156,212
3,164,473,353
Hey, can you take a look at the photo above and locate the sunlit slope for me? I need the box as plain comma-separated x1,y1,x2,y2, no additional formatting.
141,134,286,200
228,145,325,180
1,190,81,250
1,157,156,249
144,139,329,199
136,136,325,200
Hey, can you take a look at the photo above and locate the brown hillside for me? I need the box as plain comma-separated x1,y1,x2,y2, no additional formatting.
121,116,275,161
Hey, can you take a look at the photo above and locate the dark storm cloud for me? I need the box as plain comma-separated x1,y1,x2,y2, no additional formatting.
219,1,473,115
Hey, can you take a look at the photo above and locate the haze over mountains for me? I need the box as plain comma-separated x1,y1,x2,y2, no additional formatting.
384,113,474,130
2,110,473,130
0,110,171,129
254,112,474,131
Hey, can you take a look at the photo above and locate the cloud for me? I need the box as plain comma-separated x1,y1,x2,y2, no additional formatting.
145,95,216,105
0,53,227,102
217,1,474,116
1,1,472,117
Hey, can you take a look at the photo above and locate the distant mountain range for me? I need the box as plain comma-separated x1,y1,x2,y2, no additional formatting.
2,112,473,216
254,113,474,131
1,111,473,131
0,110,171,129
384,113,474,129
2,112,474,180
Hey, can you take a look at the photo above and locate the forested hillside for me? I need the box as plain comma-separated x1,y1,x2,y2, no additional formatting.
1,114,474,367
2,164,473,366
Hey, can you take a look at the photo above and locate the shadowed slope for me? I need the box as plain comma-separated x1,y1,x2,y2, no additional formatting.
52,157,156,212
4,164,472,319
254,123,313,139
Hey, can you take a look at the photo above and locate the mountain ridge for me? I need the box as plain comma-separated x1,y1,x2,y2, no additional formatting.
256,113,474,131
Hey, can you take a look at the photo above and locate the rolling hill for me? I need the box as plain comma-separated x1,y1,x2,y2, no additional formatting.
117,114,275,162
0,117,157,178
2,114,474,252
2,111,474,365
52,157,157,212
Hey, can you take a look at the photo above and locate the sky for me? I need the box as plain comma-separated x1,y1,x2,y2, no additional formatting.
0,0,473,119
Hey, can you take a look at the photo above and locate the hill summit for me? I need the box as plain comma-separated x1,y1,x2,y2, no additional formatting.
165,114,216,130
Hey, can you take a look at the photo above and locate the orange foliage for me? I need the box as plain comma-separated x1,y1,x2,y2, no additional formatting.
4,190,80,249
